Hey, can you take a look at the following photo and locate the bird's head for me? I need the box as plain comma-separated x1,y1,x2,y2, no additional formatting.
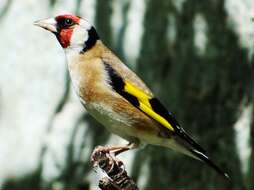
34,14,99,52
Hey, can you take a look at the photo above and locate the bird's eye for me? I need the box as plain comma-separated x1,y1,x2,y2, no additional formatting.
64,18,74,26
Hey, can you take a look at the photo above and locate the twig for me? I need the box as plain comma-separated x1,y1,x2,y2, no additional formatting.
91,148,139,190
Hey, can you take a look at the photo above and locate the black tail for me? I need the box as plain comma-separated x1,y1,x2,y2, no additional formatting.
189,148,230,180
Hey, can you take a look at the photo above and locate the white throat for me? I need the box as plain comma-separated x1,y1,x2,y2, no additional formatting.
64,47,82,97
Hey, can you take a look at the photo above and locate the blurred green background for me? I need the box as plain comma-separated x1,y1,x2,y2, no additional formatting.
0,0,254,190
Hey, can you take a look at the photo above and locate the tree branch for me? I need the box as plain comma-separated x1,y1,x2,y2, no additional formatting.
91,148,139,190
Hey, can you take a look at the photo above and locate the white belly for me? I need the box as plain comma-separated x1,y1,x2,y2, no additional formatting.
83,100,139,142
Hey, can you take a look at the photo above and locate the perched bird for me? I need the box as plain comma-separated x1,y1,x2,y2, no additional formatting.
34,14,229,179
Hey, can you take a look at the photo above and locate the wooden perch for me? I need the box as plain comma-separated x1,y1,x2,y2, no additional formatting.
91,147,139,190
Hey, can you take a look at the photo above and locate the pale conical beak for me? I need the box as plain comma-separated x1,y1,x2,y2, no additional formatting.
34,18,57,33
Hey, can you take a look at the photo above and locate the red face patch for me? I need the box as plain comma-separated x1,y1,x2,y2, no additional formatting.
58,28,74,48
54,14,80,48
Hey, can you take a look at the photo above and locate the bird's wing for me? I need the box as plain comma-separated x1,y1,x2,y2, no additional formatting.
103,60,230,179
124,81,207,153
103,61,205,153
101,57,230,179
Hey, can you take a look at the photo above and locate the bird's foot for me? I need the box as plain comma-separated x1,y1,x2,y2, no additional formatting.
91,145,123,168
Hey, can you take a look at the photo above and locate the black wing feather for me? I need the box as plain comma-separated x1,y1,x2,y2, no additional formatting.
149,98,206,153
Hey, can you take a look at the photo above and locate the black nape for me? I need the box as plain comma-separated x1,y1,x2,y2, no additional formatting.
81,27,99,53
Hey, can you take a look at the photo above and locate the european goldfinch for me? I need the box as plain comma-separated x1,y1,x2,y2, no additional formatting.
34,14,229,179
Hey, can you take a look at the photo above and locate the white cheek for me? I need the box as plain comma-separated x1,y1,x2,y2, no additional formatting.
70,27,87,50
69,20,92,51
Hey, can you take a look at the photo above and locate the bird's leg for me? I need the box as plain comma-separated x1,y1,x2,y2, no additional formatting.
92,142,138,156
91,142,139,167
113,142,139,155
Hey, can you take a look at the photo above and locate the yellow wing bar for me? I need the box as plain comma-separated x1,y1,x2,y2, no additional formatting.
124,81,152,108
124,81,174,131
